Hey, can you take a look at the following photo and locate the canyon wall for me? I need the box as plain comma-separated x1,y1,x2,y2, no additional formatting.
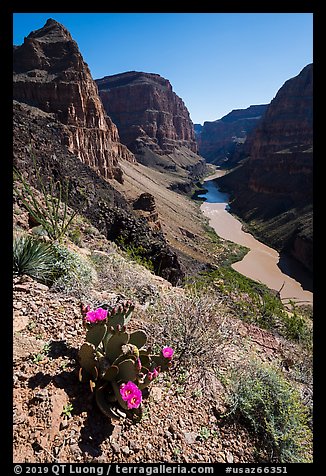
217,64,313,272
96,71,198,156
196,104,268,166
13,18,135,183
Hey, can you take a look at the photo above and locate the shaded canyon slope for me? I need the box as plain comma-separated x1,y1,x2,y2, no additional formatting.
96,71,206,190
217,64,313,272
13,18,135,184
13,19,187,284
195,104,268,167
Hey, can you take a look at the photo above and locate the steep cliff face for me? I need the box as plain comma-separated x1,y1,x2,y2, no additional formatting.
13,18,135,183
218,64,313,272
13,100,184,284
196,105,268,166
96,71,198,156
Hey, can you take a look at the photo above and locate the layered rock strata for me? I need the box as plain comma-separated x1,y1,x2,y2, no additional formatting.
217,64,313,272
96,71,198,156
13,100,183,284
13,18,135,183
196,105,268,166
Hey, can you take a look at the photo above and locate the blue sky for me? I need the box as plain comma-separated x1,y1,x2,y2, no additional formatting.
13,13,313,125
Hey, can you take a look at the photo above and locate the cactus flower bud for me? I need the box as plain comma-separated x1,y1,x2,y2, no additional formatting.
80,303,91,317
152,367,159,378
136,358,142,371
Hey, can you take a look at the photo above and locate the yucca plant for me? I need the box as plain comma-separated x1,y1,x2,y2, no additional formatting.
13,233,58,285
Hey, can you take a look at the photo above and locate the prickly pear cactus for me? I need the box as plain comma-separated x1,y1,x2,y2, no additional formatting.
78,302,174,421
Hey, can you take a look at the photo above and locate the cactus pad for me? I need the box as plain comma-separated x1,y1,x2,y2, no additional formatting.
78,342,99,380
117,358,138,383
105,331,129,362
129,330,147,349
86,323,107,348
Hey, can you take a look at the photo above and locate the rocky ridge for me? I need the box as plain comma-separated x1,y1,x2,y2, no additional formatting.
196,104,268,166
13,18,135,183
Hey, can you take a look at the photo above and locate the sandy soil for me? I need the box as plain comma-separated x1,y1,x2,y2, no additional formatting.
110,160,213,265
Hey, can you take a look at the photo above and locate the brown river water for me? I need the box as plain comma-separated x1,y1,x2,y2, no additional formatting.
199,170,313,306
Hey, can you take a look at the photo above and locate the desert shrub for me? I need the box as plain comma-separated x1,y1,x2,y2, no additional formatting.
226,359,312,462
116,236,154,272
13,233,57,284
189,267,287,332
89,249,160,302
281,305,312,348
143,288,234,394
68,226,82,246
50,243,95,295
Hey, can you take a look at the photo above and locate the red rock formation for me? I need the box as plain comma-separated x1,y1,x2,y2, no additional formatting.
96,71,198,155
13,18,135,183
196,105,268,165
218,64,313,272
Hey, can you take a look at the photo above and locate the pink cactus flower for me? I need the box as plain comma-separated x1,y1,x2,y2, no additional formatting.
85,307,108,323
162,346,174,359
127,391,142,409
120,381,142,409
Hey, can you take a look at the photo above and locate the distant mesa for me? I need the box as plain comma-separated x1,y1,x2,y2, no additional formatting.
96,71,198,156
196,104,268,166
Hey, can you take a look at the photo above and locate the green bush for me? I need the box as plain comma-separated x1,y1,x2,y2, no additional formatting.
50,242,95,294
13,234,57,284
282,306,312,347
116,236,154,272
227,359,312,462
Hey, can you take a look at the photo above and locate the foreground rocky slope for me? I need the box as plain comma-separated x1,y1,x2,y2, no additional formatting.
196,104,268,166
12,219,313,464
217,64,313,272
13,18,134,183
